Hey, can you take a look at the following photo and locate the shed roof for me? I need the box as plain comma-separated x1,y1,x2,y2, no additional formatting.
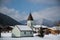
49,26,60,30
33,25,47,28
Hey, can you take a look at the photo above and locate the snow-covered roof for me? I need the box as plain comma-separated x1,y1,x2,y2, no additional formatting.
49,27,60,30
9,26,14,28
42,25,48,28
16,25,32,31
33,25,47,28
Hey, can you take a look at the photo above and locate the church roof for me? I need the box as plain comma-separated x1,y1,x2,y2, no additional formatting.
16,25,32,31
27,13,33,20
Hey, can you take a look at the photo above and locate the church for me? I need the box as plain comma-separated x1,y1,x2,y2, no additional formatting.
12,13,34,37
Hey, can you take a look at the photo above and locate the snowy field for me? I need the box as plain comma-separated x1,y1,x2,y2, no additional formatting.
0,34,60,40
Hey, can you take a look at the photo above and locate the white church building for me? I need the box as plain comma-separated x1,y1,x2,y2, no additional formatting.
12,13,34,37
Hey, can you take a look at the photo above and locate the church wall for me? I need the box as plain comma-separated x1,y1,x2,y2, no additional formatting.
20,31,33,37
27,21,33,26
12,26,20,38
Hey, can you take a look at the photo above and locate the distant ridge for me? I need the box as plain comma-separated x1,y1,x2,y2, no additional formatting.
20,19,55,27
0,13,22,26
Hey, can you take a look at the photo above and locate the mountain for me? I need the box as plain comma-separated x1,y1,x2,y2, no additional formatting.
20,20,27,25
20,18,43,25
0,13,22,26
42,19,55,27
54,20,60,26
20,19,55,27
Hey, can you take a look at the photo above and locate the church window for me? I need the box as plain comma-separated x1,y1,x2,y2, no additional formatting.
30,32,32,34
24,32,26,34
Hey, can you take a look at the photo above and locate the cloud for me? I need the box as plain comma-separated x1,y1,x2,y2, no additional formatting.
27,0,59,5
31,6,60,24
0,7,28,21
32,6,60,21
0,6,60,23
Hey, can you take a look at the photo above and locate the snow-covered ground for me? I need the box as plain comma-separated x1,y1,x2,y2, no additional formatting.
1,33,12,38
0,34,60,40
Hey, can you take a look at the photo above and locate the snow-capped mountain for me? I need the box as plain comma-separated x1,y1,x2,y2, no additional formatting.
20,18,55,27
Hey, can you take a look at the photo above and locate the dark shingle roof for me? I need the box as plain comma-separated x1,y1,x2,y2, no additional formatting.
27,13,33,20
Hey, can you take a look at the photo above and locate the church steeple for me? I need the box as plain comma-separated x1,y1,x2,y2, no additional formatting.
27,13,33,20
27,12,34,29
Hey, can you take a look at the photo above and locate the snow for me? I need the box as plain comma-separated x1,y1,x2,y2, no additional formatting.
34,25,47,28
0,34,60,40
1,33,12,38
44,34,60,40
9,26,14,28
33,33,39,36
16,25,32,31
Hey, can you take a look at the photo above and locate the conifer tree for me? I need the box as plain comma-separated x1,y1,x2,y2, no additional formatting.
38,27,44,37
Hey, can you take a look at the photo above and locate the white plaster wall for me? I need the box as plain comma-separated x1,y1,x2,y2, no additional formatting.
12,27,20,37
20,31,33,37
27,21,33,27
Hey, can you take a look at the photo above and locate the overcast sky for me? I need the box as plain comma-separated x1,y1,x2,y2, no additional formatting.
0,0,60,22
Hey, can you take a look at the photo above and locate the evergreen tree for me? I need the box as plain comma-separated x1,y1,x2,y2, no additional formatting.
38,27,44,37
